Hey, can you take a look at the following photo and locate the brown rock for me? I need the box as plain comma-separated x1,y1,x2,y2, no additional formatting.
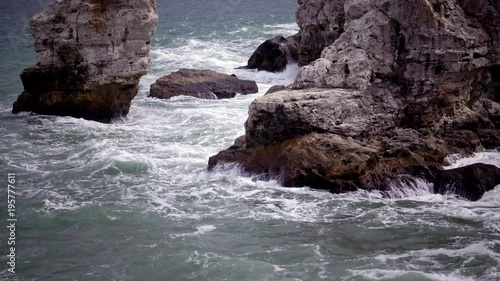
149,69,258,100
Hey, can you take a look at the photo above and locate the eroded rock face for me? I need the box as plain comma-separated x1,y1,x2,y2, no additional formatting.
149,69,258,100
209,0,500,199
12,0,158,122
296,0,345,66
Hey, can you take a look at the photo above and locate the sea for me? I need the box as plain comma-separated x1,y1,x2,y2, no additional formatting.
0,0,499,280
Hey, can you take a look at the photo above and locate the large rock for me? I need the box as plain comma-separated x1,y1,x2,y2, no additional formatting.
209,0,500,200
245,35,299,73
435,164,500,201
295,0,345,66
12,0,158,122
149,69,258,100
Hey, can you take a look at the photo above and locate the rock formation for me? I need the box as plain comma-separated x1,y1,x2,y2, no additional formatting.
435,164,500,201
12,0,158,122
209,0,500,200
246,0,345,70
295,0,345,66
149,69,258,100
243,35,299,73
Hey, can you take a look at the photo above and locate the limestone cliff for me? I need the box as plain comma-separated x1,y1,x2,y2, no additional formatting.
296,0,345,66
12,0,158,122
209,0,500,200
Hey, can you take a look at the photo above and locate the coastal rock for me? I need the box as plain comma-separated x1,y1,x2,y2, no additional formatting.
246,0,346,70
295,0,345,66
264,85,287,95
245,35,299,73
435,164,500,201
149,69,258,100
209,0,500,200
12,0,158,122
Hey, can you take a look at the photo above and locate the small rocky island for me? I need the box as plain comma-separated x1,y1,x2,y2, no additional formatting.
12,0,158,122
149,69,258,100
209,0,500,200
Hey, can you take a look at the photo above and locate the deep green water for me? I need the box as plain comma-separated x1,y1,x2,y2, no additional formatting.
0,1,500,280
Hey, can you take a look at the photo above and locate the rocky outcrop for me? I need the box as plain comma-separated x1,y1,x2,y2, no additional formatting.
295,0,345,66
149,69,258,100
244,0,346,71
209,0,500,200
435,164,500,201
12,0,158,122
244,35,299,73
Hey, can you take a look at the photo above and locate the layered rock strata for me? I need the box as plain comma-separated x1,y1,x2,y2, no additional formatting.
209,0,500,200
12,0,158,122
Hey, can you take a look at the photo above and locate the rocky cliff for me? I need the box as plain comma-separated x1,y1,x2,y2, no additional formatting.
12,0,158,122
209,0,500,199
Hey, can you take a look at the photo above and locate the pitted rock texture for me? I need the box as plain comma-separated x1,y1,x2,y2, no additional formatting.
296,0,345,66
149,69,258,100
12,0,158,122
209,0,500,200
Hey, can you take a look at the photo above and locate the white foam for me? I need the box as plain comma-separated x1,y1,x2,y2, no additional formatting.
348,269,475,281
375,241,500,263
444,151,500,170
171,225,217,238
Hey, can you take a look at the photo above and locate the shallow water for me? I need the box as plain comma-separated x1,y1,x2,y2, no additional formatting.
0,1,499,280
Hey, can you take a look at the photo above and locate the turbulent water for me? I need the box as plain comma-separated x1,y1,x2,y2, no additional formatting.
0,0,500,280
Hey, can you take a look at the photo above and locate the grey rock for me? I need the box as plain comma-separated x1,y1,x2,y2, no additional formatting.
12,0,158,122
264,85,288,95
296,0,346,66
209,0,500,200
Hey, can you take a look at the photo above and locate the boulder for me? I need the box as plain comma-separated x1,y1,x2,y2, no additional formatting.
245,35,299,73
12,0,158,122
435,164,500,201
149,69,258,100
209,0,500,200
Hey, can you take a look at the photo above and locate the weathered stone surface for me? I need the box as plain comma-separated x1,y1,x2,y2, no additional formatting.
12,0,158,122
295,0,345,66
245,35,299,73
209,0,500,200
435,164,500,201
149,69,258,100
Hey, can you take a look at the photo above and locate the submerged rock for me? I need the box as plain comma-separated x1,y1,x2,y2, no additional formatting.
12,0,158,122
209,0,500,200
149,69,258,100
245,35,299,73
435,164,500,201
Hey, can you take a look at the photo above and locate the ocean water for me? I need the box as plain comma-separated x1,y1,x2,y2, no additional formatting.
0,0,499,280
